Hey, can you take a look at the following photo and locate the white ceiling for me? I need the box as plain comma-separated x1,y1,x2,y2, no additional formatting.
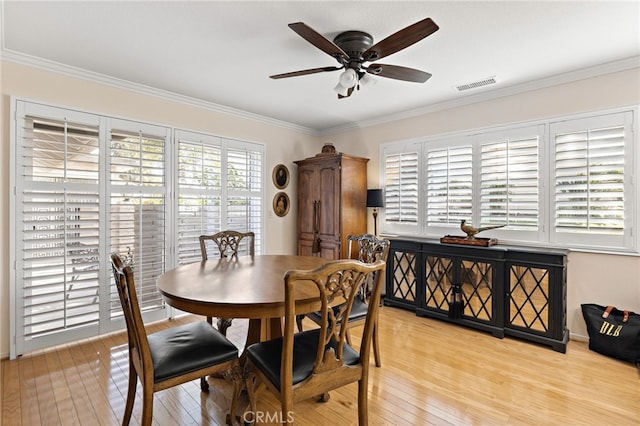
2,1,639,133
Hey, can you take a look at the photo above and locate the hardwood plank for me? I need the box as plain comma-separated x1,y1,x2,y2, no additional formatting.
2,307,639,425
86,335,128,425
54,344,100,425
1,353,22,426
17,354,42,425
44,349,80,426
31,348,62,426
69,339,120,425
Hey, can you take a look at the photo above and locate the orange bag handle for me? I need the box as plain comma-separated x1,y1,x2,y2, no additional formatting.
602,305,630,323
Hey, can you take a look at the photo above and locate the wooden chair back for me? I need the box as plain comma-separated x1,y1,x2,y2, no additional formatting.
110,252,152,383
282,259,386,411
199,230,255,260
199,230,255,332
347,234,390,299
347,233,390,263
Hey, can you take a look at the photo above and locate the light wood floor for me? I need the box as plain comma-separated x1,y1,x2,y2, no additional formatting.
2,306,639,425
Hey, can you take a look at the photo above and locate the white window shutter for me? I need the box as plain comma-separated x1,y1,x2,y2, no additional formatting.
384,152,419,224
108,121,169,318
427,145,473,226
12,101,267,358
480,132,539,229
15,106,102,354
550,111,632,250
176,131,223,264
175,132,263,264
225,140,263,253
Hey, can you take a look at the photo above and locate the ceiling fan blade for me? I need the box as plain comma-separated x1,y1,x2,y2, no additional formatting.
367,64,432,83
270,66,342,79
338,86,355,99
288,22,349,61
363,18,439,62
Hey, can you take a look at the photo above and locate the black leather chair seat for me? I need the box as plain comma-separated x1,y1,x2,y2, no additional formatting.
148,321,238,383
306,297,369,325
246,329,360,390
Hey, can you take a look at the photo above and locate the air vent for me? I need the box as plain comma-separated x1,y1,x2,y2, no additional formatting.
456,76,497,92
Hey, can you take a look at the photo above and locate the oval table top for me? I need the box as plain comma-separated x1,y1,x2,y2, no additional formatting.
156,254,329,319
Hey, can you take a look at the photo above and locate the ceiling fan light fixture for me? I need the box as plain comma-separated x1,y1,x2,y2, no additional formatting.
333,82,350,96
360,72,376,87
338,68,358,88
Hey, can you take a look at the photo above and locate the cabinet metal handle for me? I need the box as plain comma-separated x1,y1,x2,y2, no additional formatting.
313,200,320,233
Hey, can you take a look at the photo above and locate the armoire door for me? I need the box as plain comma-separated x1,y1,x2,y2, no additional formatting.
316,159,341,249
297,163,318,243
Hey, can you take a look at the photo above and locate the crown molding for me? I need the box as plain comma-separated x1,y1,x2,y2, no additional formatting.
0,48,319,136
2,45,637,138
319,56,640,136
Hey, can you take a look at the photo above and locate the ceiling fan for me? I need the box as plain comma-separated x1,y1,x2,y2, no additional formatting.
270,18,439,98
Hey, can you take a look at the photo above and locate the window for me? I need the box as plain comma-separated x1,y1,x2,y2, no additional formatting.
176,131,222,264
11,100,264,357
109,120,169,320
175,130,263,264
380,109,637,252
550,112,632,250
478,126,542,240
382,144,419,235
426,144,473,227
13,103,102,355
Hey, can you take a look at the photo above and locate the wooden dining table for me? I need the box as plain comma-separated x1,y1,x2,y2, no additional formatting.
156,254,328,353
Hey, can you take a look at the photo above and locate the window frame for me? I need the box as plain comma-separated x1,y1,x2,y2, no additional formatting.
380,141,422,236
548,111,634,251
379,106,638,254
173,129,264,266
10,98,265,358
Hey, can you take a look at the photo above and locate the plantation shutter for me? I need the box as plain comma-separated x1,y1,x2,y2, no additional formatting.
175,132,263,264
11,99,267,357
225,140,263,253
384,150,419,227
109,120,169,320
550,112,632,249
426,145,473,227
176,130,222,264
14,102,102,354
479,128,540,229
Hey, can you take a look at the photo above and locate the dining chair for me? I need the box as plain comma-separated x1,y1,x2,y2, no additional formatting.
110,252,241,426
244,258,386,425
199,230,255,335
296,234,390,367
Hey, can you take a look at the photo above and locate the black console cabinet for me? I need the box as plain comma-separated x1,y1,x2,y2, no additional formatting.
385,239,568,352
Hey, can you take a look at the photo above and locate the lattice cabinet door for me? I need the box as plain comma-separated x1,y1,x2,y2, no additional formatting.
423,254,453,313
507,265,550,332
504,249,568,352
458,258,496,324
384,241,419,311
420,250,505,337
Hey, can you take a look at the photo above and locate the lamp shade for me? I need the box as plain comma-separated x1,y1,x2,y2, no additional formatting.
366,189,384,208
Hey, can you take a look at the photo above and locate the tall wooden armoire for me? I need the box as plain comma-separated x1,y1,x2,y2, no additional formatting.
294,146,368,259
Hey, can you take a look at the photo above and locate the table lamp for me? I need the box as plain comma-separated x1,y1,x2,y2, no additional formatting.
366,189,384,236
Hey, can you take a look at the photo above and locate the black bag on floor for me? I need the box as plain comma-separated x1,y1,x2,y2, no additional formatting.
581,303,640,367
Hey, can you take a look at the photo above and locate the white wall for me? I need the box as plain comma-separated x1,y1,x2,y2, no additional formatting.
322,67,640,340
0,60,322,358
